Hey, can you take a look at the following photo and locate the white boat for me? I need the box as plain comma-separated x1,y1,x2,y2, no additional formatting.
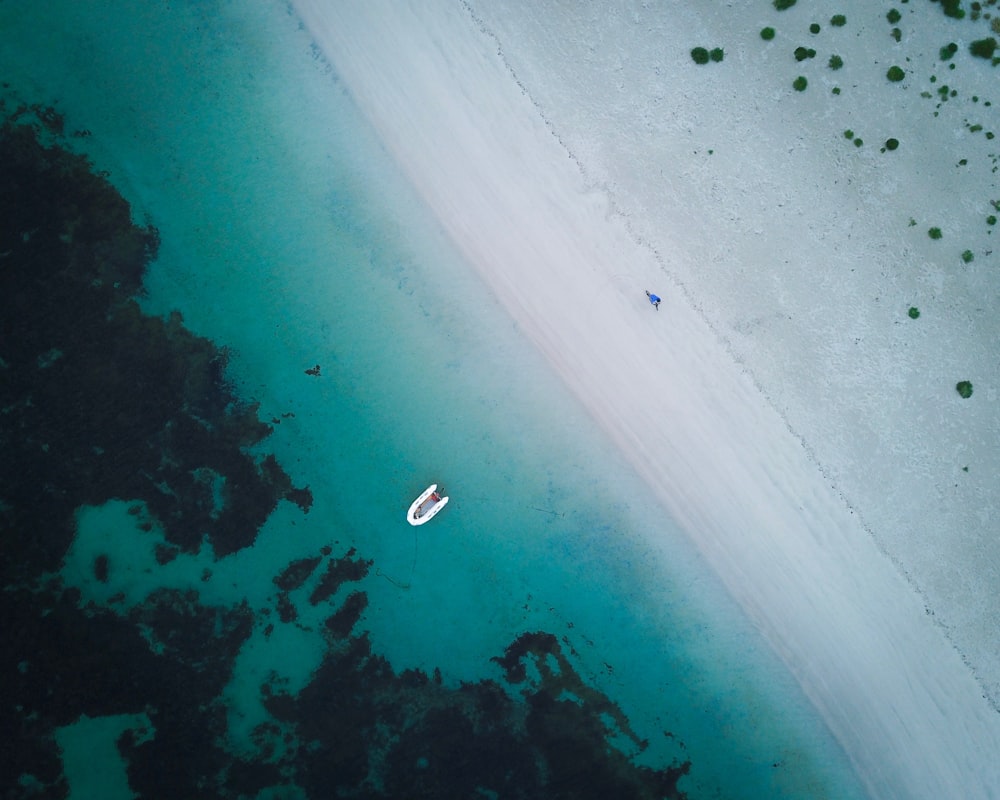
407,483,449,525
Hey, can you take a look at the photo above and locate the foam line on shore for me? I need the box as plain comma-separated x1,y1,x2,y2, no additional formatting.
291,3,1000,797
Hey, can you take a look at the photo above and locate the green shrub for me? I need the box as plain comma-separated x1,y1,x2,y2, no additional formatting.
793,75,808,91
970,37,998,59
844,129,855,139
938,0,965,19
956,381,973,399
891,27,902,43
940,42,958,60
710,47,725,62
810,23,821,34
774,0,797,9
887,65,906,82
831,14,847,26
887,8,902,24
761,27,776,41
988,215,997,225
829,54,844,69
929,227,943,239
795,46,816,61
691,47,710,64
885,137,899,150
908,306,920,319
962,249,974,263
854,137,863,147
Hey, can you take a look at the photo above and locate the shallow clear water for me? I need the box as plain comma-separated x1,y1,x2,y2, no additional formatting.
1,1,873,797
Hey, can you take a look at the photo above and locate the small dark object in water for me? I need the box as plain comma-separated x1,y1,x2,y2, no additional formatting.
94,554,110,583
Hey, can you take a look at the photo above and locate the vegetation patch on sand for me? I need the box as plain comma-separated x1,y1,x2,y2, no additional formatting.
940,42,959,61
969,37,998,61
933,0,967,20
690,46,726,65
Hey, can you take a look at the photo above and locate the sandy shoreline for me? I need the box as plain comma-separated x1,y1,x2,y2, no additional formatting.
292,2,1000,797
469,0,1000,707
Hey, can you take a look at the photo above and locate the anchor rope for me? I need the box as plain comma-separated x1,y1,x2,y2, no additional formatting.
376,525,419,590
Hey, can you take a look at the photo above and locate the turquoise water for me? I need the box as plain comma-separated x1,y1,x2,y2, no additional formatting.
2,1,870,797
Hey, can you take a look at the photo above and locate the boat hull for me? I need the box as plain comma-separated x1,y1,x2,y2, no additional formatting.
407,483,449,525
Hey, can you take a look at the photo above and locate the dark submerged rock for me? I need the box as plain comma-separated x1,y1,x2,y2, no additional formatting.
308,547,373,605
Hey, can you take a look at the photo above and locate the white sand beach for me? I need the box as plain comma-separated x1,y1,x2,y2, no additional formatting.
291,2,1000,798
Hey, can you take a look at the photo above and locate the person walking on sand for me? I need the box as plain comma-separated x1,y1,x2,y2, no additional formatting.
645,290,661,310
